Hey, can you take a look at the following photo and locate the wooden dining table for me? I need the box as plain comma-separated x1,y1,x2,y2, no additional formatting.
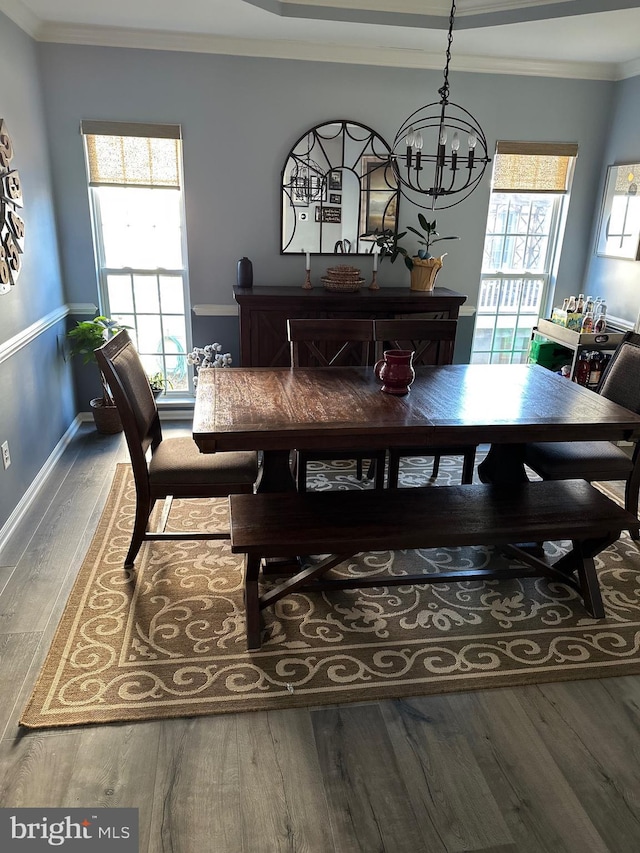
192,363,640,490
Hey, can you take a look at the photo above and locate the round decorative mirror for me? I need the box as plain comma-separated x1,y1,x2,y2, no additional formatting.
281,120,399,256
0,119,24,295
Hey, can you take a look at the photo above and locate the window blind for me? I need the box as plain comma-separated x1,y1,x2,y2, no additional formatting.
80,121,182,188
492,141,578,193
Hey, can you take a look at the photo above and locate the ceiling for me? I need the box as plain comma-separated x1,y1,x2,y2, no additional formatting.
3,0,640,80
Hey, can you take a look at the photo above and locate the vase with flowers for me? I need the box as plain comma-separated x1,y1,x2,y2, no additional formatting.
187,343,232,385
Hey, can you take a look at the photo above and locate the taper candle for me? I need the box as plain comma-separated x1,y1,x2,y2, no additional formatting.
372,248,378,272
305,251,311,271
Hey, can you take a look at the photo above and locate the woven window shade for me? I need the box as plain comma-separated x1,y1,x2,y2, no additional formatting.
81,122,181,188
492,141,578,193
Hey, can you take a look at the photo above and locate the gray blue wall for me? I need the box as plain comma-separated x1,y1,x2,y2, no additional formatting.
0,13,74,534
1,5,639,534
583,74,640,323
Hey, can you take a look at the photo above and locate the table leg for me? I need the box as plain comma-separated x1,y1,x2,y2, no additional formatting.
255,450,300,575
257,450,297,493
477,443,530,485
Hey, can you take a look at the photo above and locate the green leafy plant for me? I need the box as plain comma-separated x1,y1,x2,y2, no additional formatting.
147,371,173,394
362,215,459,270
66,315,129,406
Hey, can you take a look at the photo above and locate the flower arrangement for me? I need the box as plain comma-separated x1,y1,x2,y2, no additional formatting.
187,343,232,385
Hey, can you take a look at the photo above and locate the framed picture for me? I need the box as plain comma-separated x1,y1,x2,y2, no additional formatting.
360,156,398,237
329,193,341,205
328,170,342,191
596,163,640,260
315,206,342,224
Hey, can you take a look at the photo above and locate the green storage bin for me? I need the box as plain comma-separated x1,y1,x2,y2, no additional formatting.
528,338,572,370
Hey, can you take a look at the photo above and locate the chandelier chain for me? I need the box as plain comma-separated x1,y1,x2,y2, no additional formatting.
438,0,456,104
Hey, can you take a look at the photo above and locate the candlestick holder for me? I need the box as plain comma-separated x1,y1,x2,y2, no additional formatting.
302,270,312,290
369,270,379,291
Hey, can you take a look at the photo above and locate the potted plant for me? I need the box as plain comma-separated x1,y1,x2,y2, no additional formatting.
362,214,459,291
147,371,173,398
66,316,129,434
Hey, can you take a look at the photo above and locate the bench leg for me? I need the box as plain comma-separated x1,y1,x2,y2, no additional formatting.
573,540,605,619
244,554,263,650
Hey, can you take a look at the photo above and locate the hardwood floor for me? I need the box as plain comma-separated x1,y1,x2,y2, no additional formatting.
1,424,640,852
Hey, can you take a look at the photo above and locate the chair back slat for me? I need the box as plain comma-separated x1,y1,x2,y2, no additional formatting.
598,331,640,412
287,318,374,367
95,330,161,481
373,318,458,366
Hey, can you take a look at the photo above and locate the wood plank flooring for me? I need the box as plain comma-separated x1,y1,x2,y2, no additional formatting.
1,424,640,852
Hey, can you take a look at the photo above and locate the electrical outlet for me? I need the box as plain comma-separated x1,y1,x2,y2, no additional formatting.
1,441,10,470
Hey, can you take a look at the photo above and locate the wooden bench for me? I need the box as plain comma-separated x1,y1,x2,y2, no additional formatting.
229,480,639,650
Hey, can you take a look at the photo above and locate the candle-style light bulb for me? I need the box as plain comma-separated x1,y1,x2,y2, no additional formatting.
450,132,460,171
439,128,448,146
467,131,477,168
414,131,423,171
405,126,415,168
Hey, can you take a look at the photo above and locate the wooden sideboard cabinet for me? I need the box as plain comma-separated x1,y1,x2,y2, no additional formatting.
233,285,467,367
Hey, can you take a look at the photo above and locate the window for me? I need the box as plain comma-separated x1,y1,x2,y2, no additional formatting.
471,142,577,365
81,121,191,393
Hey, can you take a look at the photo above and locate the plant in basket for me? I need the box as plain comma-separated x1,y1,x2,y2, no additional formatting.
361,215,459,291
66,315,130,434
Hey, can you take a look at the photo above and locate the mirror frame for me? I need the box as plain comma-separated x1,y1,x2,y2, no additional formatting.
280,119,400,256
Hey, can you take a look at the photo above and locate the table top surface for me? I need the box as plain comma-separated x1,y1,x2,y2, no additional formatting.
193,363,640,453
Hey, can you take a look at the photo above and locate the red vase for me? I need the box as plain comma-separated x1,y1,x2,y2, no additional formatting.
374,349,415,395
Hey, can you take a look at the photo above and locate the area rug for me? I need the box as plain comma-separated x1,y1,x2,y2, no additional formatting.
21,457,640,728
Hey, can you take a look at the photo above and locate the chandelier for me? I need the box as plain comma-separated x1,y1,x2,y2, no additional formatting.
391,0,491,210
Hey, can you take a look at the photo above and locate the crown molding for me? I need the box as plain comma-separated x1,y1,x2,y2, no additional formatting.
0,0,40,36
36,22,620,81
617,56,640,80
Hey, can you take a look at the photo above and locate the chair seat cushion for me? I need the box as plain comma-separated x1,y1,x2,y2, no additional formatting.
524,440,633,480
149,437,258,487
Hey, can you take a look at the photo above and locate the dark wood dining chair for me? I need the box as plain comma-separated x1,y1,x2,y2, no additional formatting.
373,318,477,487
95,330,259,567
524,330,640,538
287,318,386,490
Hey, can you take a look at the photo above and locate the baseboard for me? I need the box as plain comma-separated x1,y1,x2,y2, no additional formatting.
0,416,84,553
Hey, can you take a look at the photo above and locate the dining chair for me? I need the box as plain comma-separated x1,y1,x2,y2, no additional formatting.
287,318,386,490
524,330,640,538
373,318,477,487
95,330,259,567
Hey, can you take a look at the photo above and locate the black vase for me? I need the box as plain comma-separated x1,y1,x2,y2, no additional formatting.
237,257,253,288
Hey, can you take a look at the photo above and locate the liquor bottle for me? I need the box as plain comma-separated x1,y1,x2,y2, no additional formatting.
574,351,590,386
561,297,569,311
594,302,607,333
566,295,577,312
581,310,594,333
576,293,585,313
588,351,604,387
584,295,594,314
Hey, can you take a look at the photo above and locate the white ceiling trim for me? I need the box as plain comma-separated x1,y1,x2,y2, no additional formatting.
0,0,39,36
35,22,619,81
619,56,640,80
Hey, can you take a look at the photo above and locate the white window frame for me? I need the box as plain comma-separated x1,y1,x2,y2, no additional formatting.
82,122,193,396
471,147,575,364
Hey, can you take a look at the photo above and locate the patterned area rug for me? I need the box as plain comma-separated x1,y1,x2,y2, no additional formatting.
21,455,640,728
